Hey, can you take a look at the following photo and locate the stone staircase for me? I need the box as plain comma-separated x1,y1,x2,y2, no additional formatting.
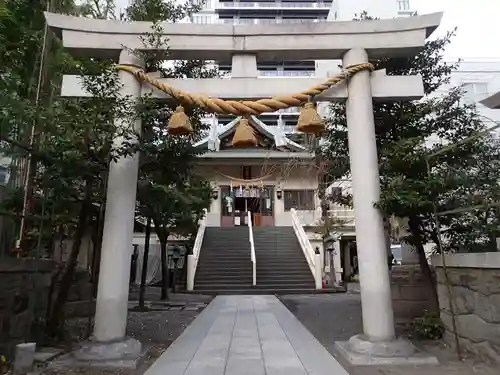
194,226,317,295
253,227,316,294
194,227,253,294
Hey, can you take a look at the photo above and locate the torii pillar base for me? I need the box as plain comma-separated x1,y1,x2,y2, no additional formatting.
47,338,147,370
334,335,438,366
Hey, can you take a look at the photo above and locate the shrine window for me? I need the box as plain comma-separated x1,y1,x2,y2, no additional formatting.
283,190,315,211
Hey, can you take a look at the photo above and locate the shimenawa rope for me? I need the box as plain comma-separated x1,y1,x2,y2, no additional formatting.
116,63,374,116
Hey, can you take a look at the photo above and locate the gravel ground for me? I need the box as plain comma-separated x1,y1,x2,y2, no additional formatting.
279,293,497,375
36,289,213,375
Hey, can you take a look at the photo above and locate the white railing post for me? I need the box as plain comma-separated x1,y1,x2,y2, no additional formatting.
187,209,207,291
248,211,256,286
314,249,322,290
186,255,195,291
290,208,317,279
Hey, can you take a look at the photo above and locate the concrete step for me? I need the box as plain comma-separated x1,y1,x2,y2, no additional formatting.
256,264,311,271
198,256,251,262
196,226,315,295
196,268,253,274
195,268,252,274
197,261,252,267
195,282,316,290
194,284,254,291
195,276,253,283
190,288,339,295
202,244,250,248
256,273,312,279
258,279,315,286
254,257,310,262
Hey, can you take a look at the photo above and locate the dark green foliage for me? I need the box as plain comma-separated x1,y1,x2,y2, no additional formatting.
411,310,445,340
1,0,215,328
321,27,500,255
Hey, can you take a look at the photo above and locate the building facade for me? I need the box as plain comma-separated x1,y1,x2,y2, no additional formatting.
435,60,500,128
191,0,415,133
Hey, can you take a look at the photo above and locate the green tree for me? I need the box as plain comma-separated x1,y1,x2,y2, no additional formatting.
121,0,216,299
1,0,213,334
321,29,500,305
1,0,137,337
78,0,116,19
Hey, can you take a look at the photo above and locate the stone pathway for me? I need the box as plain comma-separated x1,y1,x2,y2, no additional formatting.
280,294,497,375
38,293,213,375
144,295,349,375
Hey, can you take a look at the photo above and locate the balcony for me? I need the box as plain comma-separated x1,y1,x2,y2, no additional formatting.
274,107,301,114
329,208,355,222
259,70,315,77
213,70,316,78
218,17,324,25
396,0,416,16
217,2,330,9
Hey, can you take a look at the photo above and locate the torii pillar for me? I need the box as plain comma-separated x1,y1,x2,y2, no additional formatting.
93,50,144,343
74,50,146,364
344,48,395,340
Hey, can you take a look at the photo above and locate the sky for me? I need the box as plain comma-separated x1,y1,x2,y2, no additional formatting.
115,0,500,61
412,0,500,60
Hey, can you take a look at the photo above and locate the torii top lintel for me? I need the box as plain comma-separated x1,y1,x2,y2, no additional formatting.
44,12,442,62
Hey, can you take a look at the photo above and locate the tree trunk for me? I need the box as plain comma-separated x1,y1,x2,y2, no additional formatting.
46,181,93,337
138,217,152,307
90,172,108,298
156,224,169,301
408,216,439,312
315,136,331,285
45,263,64,323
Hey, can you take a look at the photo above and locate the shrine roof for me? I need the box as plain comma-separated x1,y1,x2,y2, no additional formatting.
194,115,307,153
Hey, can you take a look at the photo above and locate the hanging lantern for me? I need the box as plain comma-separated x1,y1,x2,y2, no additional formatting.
231,118,257,148
295,102,325,135
167,106,193,136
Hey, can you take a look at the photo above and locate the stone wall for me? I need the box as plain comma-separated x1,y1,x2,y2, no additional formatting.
0,258,56,357
391,264,438,330
58,269,95,319
433,253,500,364
0,259,94,358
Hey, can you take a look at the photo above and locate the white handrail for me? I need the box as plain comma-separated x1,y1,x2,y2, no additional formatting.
290,208,322,289
187,208,207,291
248,211,256,286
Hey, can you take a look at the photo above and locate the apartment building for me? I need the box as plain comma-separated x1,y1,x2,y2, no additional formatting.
190,0,414,133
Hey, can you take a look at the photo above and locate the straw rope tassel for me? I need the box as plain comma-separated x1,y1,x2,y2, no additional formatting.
167,105,193,135
296,102,325,134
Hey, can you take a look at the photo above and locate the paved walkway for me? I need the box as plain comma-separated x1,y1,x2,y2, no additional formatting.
144,295,349,375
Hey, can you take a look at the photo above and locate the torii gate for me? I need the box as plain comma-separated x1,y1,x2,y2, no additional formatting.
45,12,442,364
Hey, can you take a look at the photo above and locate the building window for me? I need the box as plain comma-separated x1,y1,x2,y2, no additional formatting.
284,190,315,211
397,0,410,11
192,15,212,24
463,82,489,103
220,186,233,216
242,166,252,180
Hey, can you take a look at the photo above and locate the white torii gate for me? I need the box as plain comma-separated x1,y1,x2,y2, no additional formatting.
45,11,442,364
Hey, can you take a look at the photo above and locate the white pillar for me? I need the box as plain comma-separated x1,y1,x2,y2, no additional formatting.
343,243,352,277
186,255,195,291
93,50,144,343
343,48,395,342
333,241,342,283
314,251,323,289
